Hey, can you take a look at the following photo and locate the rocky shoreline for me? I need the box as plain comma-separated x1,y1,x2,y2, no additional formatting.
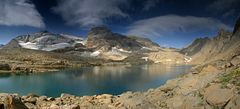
1,64,239,109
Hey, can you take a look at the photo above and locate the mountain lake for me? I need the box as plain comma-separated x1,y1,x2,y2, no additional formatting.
0,64,192,97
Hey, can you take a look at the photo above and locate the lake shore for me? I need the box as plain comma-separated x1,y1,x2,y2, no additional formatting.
1,64,239,109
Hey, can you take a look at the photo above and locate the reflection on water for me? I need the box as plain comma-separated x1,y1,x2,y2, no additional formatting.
0,64,191,97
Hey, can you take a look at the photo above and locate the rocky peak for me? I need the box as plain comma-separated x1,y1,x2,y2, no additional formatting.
233,17,240,35
88,26,112,38
180,37,210,56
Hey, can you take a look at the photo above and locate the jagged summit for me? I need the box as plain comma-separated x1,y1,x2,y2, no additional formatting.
180,37,210,56
233,17,240,35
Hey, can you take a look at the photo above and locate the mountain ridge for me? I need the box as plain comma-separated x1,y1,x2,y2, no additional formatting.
181,17,240,65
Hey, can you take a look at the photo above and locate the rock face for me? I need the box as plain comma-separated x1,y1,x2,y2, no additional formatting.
204,84,233,108
233,17,240,35
180,37,210,56
181,17,240,65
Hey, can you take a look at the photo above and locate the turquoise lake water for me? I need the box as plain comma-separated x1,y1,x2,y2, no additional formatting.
0,64,192,97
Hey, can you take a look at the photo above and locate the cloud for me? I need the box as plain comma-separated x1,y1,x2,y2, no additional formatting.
208,0,239,12
143,0,161,11
207,0,240,18
0,0,45,28
53,0,129,28
127,15,231,38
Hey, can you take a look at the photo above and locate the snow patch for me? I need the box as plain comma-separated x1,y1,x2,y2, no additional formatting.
42,43,71,51
141,57,149,61
90,51,101,57
19,41,71,51
141,46,153,51
60,34,83,40
18,41,39,50
184,57,192,63
112,47,132,54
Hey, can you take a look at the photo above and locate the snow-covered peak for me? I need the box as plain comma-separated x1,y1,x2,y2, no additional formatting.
60,34,84,40
13,31,85,51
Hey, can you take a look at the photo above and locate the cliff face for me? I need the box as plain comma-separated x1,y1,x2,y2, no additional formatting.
233,17,240,35
181,17,240,65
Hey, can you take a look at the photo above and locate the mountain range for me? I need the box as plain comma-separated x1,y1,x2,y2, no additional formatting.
1,17,240,73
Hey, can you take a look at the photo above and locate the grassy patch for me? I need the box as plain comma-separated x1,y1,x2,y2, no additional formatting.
219,68,240,87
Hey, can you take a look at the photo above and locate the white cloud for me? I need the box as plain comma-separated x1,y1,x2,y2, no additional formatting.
127,15,231,38
53,0,129,27
0,0,45,28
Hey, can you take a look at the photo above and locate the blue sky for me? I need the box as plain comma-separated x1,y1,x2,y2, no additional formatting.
0,0,239,48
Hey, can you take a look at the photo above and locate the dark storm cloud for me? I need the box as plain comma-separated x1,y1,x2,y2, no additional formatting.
0,0,45,28
208,0,239,12
207,0,240,18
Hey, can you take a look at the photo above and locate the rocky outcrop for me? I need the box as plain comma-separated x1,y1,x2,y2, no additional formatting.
0,94,28,109
0,64,11,70
233,17,240,35
3,39,21,48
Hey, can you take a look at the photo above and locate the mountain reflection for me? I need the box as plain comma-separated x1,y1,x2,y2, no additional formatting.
0,64,191,97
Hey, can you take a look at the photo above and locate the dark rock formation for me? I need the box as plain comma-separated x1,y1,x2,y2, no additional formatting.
233,17,240,35
0,64,11,70
0,94,28,109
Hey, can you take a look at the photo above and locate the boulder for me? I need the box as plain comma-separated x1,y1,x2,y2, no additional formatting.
225,95,240,109
201,65,219,73
3,95,28,109
180,96,204,109
231,56,240,66
60,93,75,98
204,84,233,108
166,95,184,109
24,97,37,104
0,64,11,70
